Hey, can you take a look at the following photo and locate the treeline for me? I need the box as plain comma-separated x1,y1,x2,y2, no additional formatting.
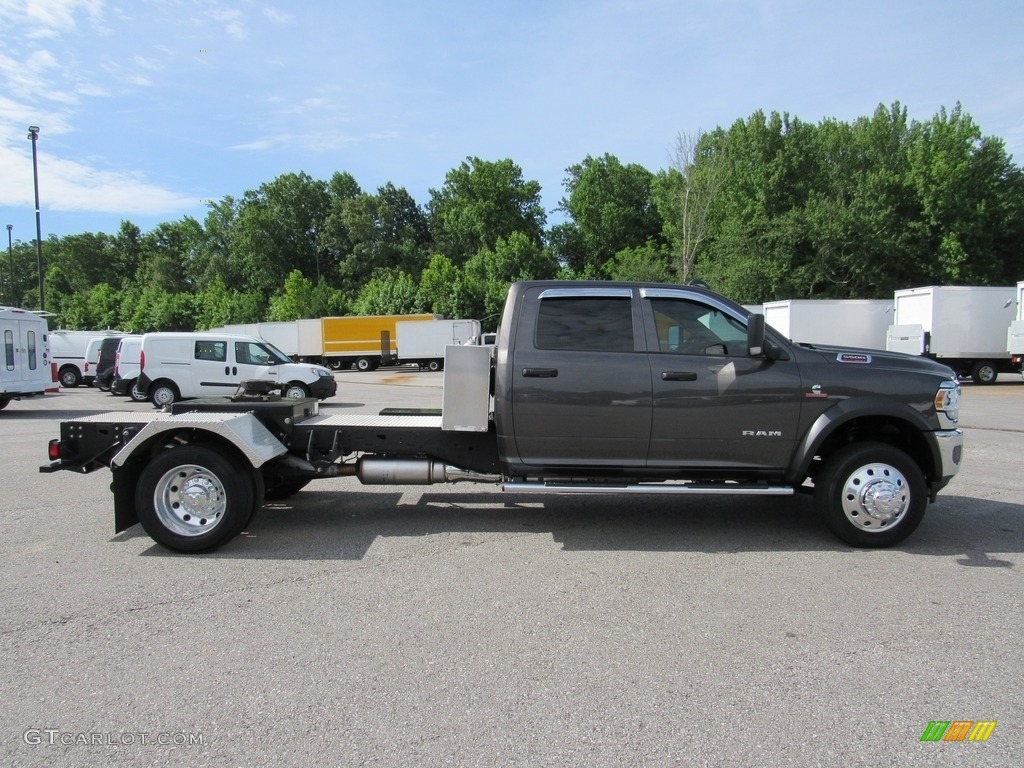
5,102,1022,332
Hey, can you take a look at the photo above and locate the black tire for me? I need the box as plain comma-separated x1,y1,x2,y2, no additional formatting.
426,359,442,372
970,360,998,385
59,366,81,388
150,381,179,407
0,396,9,411
284,382,310,399
355,356,376,372
128,380,148,402
134,444,255,552
814,442,927,547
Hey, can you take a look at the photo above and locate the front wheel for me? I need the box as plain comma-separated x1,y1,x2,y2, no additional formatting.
814,442,927,547
284,382,309,399
135,445,255,552
971,360,998,385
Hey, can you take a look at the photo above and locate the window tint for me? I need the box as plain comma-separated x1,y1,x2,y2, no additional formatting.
27,331,37,370
650,298,747,356
535,297,634,352
4,330,12,371
194,341,227,362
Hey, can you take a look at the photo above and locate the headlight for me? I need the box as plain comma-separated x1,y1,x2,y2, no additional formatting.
315,368,332,377
934,380,959,426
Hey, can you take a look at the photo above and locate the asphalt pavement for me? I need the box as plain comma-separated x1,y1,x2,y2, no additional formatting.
0,371,1021,767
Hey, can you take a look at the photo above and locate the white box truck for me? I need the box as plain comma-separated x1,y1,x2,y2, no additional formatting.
0,306,55,410
1008,281,1024,374
211,320,324,363
763,300,892,350
886,285,1019,384
396,319,482,371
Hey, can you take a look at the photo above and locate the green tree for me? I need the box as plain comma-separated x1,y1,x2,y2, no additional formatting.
352,270,427,315
268,270,347,320
428,157,546,264
555,153,662,273
233,172,332,294
336,183,431,293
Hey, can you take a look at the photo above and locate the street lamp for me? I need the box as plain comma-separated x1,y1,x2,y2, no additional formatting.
5,224,12,307
27,125,44,312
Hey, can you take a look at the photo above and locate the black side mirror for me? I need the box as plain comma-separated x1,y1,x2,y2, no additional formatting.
747,314,766,356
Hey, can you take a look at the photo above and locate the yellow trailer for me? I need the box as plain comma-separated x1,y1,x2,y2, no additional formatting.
321,314,437,371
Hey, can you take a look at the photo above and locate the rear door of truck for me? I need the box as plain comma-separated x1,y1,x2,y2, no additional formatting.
509,286,652,469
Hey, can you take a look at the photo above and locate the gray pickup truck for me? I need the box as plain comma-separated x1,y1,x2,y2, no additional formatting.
41,280,963,552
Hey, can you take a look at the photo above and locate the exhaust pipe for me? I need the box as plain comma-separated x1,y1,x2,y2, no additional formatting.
356,457,500,485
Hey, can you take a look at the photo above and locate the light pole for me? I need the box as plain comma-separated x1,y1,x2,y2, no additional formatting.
28,125,44,312
5,224,12,306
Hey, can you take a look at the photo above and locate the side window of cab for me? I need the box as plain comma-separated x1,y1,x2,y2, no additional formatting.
649,298,747,356
534,296,635,352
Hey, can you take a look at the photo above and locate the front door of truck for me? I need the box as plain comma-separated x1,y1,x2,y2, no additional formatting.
642,289,803,471
510,287,652,469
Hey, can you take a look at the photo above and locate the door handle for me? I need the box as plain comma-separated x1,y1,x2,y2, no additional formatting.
224,366,230,375
662,371,697,381
522,368,558,378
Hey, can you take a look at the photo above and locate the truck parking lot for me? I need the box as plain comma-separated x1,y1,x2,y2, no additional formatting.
1,372,1021,766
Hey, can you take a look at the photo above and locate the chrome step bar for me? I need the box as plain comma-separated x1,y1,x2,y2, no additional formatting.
503,480,794,496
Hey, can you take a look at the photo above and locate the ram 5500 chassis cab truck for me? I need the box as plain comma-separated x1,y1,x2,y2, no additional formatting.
41,281,964,552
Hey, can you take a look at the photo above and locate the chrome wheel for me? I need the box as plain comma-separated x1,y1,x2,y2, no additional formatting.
839,462,909,532
151,464,228,537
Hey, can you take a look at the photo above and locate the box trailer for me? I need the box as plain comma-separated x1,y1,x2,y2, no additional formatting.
321,314,437,371
209,320,323,363
0,306,55,409
1008,281,1024,372
396,319,482,371
763,300,893,350
886,285,1019,384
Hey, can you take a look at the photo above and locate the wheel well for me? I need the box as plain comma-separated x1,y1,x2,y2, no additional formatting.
810,416,934,484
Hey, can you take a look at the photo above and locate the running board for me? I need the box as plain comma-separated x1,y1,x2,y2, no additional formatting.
503,481,794,496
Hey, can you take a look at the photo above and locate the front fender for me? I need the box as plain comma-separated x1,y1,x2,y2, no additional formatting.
786,397,940,484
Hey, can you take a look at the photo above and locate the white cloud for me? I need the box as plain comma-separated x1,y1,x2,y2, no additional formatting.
229,130,399,153
263,7,291,24
0,141,195,214
209,8,248,40
0,0,105,38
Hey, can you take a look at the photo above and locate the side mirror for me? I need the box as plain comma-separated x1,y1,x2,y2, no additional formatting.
747,314,766,356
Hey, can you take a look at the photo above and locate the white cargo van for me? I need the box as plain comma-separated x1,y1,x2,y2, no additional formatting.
109,336,147,401
136,332,337,406
0,306,55,409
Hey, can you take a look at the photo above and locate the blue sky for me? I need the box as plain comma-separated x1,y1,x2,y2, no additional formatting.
1,0,1022,241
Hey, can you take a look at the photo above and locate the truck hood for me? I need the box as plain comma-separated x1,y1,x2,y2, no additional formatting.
797,343,957,379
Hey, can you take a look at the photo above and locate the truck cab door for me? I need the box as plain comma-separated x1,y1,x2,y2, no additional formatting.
507,286,652,470
641,288,803,471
